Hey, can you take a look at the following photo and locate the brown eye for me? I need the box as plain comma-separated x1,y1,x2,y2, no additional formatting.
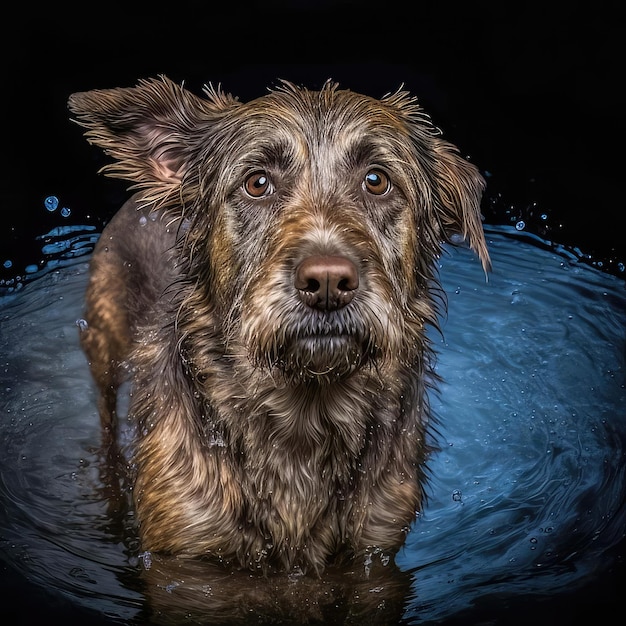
244,171,272,197
363,169,390,195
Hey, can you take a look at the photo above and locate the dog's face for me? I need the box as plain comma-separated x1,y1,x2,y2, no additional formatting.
69,77,490,384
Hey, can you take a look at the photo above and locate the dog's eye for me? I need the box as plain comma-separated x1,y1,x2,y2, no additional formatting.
244,171,272,198
363,169,391,195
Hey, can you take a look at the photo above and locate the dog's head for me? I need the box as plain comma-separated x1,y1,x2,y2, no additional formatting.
69,76,490,384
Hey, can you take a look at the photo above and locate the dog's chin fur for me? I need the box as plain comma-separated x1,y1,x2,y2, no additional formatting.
244,303,399,384
69,76,490,574
255,336,371,384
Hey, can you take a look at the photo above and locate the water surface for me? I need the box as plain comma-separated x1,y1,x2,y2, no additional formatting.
1,226,624,624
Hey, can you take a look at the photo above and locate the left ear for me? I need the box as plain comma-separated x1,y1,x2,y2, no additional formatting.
68,75,241,201
431,139,491,272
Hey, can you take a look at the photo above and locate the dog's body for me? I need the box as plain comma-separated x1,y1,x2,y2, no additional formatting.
70,77,490,575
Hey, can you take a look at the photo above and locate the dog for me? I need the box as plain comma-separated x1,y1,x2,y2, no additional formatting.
69,76,490,576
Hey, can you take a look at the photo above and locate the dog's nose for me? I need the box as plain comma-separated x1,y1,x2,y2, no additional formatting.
294,255,359,311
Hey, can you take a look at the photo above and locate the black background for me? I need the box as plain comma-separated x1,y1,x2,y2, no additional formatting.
3,1,625,280
2,1,624,624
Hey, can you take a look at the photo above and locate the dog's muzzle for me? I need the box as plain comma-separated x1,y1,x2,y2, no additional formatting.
243,252,385,382
275,254,371,381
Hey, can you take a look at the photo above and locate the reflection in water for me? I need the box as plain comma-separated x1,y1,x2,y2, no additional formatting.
140,554,411,624
0,226,624,624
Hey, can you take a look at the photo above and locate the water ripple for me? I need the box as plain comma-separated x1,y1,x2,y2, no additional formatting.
1,227,624,624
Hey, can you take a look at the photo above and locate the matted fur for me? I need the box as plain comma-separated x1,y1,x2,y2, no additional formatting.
69,76,490,575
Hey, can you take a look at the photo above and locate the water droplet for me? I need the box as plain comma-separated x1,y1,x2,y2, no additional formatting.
3,259,12,269
288,566,305,582
138,551,152,569
60,207,71,217
452,489,462,502
208,427,226,447
44,195,59,212
75,318,89,332
139,215,148,226
515,220,526,231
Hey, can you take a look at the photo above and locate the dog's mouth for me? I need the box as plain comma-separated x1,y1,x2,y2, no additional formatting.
276,334,372,382
247,312,380,383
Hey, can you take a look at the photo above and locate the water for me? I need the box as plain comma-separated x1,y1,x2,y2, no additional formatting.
0,226,624,624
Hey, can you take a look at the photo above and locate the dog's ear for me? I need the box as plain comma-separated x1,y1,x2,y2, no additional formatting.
68,75,239,192
431,140,491,272
383,89,491,272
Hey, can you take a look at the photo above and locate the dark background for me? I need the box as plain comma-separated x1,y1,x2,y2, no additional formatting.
1,1,624,624
3,1,625,282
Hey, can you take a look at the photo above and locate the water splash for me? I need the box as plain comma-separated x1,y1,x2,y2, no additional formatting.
44,195,59,212
0,195,99,295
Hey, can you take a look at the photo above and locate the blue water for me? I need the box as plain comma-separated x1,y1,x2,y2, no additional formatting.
0,225,624,624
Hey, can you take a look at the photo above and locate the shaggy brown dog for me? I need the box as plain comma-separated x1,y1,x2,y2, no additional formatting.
69,76,490,575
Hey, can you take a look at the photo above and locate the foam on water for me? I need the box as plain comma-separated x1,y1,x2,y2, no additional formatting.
0,226,624,624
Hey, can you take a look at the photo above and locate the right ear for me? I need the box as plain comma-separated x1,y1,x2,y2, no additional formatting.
68,75,239,194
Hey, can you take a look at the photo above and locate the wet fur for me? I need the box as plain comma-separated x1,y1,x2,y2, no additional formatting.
69,76,490,575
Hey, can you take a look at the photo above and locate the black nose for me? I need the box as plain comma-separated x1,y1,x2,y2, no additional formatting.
294,255,359,311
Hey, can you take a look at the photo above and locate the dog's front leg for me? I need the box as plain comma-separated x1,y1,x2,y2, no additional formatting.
126,326,244,557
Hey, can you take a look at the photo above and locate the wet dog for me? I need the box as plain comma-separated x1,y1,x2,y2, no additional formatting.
69,76,490,575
